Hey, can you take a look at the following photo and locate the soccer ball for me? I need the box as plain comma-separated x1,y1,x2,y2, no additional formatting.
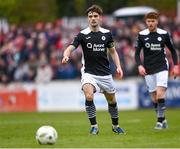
36,125,58,145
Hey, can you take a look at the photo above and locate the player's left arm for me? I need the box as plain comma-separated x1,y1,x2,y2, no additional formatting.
108,46,123,78
107,32,123,78
165,33,179,77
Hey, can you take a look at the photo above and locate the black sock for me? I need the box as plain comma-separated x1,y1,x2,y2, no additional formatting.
153,102,158,113
157,98,166,122
158,117,165,123
85,100,97,125
108,103,118,125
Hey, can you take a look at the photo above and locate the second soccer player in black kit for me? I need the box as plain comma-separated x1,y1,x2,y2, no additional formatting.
62,5,124,134
135,12,179,129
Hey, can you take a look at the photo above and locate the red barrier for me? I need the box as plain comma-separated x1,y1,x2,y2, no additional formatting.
0,89,37,112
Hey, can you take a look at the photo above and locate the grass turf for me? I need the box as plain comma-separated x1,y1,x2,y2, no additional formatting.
0,108,180,148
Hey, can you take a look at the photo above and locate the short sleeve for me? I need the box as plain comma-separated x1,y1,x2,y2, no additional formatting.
70,33,81,48
107,32,115,48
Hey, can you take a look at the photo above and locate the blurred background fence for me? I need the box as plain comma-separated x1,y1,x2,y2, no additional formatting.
0,79,179,112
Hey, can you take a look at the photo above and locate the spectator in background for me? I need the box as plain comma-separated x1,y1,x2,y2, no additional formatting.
14,62,29,81
26,52,38,82
0,11,179,82
0,58,9,84
35,52,53,84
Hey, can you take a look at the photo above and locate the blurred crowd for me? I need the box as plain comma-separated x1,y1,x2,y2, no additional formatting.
0,15,180,84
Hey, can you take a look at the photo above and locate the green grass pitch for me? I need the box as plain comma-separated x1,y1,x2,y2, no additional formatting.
0,108,180,148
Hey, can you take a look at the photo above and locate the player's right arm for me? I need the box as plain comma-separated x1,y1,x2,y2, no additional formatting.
135,34,147,76
62,33,81,64
62,45,75,64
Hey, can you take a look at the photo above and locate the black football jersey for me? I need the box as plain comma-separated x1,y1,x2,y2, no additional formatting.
135,28,178,74
71,27,115,76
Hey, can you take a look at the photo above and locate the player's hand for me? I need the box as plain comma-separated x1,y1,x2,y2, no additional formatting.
138,65,147,76
172,65,179,79
116,67,123,79
62,56,69,64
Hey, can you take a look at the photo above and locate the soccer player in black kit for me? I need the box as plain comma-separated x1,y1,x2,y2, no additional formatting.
62,5,124,134
135,12,179,129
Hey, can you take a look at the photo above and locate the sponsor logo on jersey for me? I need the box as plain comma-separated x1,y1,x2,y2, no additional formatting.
87,43,92,48
86,43,105,51
150,43,161,51
93,44,105,51
145,43,150,48
145,43,161,51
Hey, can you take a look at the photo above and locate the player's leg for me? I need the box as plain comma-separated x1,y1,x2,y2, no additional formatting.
150,92,158,114
82,83,99,134
145,74,158,113
155,70,168,129
104,92,124,134
150,91,166,129
156,86,168,129
156,71,168,128
145,74,162,129
104,93,118,125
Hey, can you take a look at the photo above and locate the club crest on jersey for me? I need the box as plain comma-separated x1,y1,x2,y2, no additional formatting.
101,36,106,40
157,37,162,41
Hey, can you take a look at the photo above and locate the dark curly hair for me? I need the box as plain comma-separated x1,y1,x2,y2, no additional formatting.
86,4,103,15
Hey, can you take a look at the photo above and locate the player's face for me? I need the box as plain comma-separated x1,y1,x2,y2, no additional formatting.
146,18,158,32
87,11,101,28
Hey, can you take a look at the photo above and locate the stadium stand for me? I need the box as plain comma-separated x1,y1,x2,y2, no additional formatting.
0,15,180,84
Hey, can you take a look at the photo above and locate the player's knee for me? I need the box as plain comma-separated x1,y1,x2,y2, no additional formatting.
107,98,115,104
156,92,165,99
156,87,166,99
85,93,93,100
